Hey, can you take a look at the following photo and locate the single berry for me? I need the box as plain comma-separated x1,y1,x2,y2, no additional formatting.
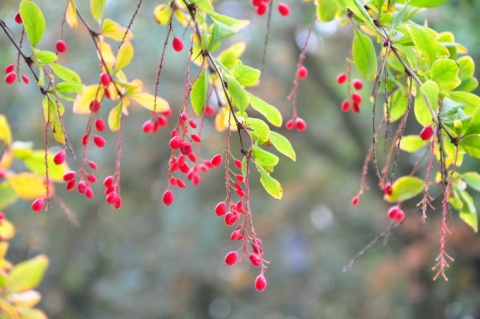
234,159,242,170
285,119,294,130
419,126,434,141
106,191,118,204
230,228,243,241
215,201,227,216
142,120,153,133
210,154,223,167
336,73,347,84
53,150,66,165
103,176,114,188
56,40,68,53
204,105,215,116
353,79,364,90
297,66,308,79
5,72,17,84
31,198,45,212
295,117,307,131
89,161,98,170
172,37,184,52
180,141,193,155
93,135,106,148
85,187,94,199
278,3,290,16
387,205,405,222
157,115,167,127
87,174,97,183
81,134,89,145
249,253,262,267
252,0,262,5
341,100,351,112
89,100,101,112
224,251,238,266
14,13,23,24
100,72,111,86
351,92,362,104
5,64,14,74
191,134,201,143
77,181,87,194
352,102,360,113
256,3,268,15
351,196,359,206
384,182,393,196
224,212,239,226
95,118,106,132
66,180,76,191
21,75,29,84
255,274,267,292
163,190,174,205
63,171,76,182
169,136,183,149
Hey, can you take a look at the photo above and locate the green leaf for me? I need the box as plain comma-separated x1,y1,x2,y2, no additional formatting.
420,80,439,113
340,0,376,30
399,135,429,153
248,94,282,127
406,0,448,7
458,189,476,214
56,82,84,94
100,19,133,41
414,91,433,126
352,28,377,81
226,75,249,112
464,106,480,136
218,43,246,69
460,210,477,233
191,0,214,13
209,12,249,29
32,50,57,64
9,255,49,293
209,21,237,50
449,92,480,113
463,172,480,192
384,176,425,203
252,145,279,168
23,151,69,183
407,25,437,66
90,0,106,22
457,56,475,81
19,0,46,47
190,68,208,117
460,135,480,159
431,59,461,91
232,60,260,87
50,63,81,84
269,131,296,161
245,118,270,141
108,104,123,132
0,182,18,211
316,0,338,22
257,165,283,200
386,90,409,122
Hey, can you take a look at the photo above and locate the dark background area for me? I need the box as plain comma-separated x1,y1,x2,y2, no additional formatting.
1,1,480,318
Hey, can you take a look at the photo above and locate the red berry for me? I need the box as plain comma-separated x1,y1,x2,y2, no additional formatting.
21,75,29,84
285,119,294,130
81,134,89,145
0,212,5,219
203,105,215,116
89,100,101,112
63,171,76,182
351,196,359,206
252,0,262,5
53,150,66,165
5,72,17,84
14,13,22,24
156,115,167,127
351,92,362,104
353,79,364,90
352,102,361,113
341,100,350,112
249,253,262,267
224,212,239,226
93,135,106,148
215,201,227,216
66,180,76,191
210,154,223,167
387,205,405,222
224,251,238,266
5,64,14,73
172,37,184,52
77,181,87,194
295,117,307,131
87,174,97,183
85,187,94,199
191,134,201,143
162,190,174,205
95,118,106,132
180,141,193,155
278,3,290,16
256,3,268,15
106,191,118,204
89,161,98,170
384,182,393,196
336,73,347,84
297,66,308,79
103,175,114,188
169,136,183,149
234,159,242,170
31,198,45,212
142,120,153,134
255,274,267,291
176,179,186,188
114,196,122,210
56,40,68,53
100,72,111,86
419,126,434,141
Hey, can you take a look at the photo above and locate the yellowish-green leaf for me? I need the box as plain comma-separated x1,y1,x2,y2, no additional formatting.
259,170,283,199
23,151,69,183
460,135,480,159
100,18,133,42
248,94,282,127
190,68,208,116
50,63,81,84
73,85,104,114
153,4,171,25
269,131,296,161
0,115,12,146
414,91,433,126
407,25,437,66
399,135,429,153
252,145,279,168
226,75,249,112
9,255,49,293
353,28,377,81
245,118,270,141
463,172,480,192
19,0,46,47
218,43,246,69
66,0,78,29
232,60,260,87
90,0,106,22
209,12,249,29
108,104,123,132
0,182,18,211
460,210,478,232
316,0,338,22
98,40,115,69
0,219,15,241
130,93,170,113
5,173,53,200
115,41,134,73
431,59,461,91
385,90,408,122
384,176,425,203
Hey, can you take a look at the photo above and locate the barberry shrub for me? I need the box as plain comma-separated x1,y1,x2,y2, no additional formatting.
0,1,479,316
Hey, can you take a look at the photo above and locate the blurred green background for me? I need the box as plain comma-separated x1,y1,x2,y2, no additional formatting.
1,1,480,318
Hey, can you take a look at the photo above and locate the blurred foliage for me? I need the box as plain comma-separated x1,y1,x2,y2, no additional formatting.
0,1,480,318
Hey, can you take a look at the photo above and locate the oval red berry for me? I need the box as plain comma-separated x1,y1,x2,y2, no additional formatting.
172,37,184,52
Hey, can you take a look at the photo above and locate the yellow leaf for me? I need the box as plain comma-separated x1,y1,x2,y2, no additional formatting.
0,220,15,241
130,93,170,113
153,4,172,25
98,39,115,69
90,0,106,22
0,242,8,260
0,150,13,170
0,114,12,146
120,78,143,96
215,106,237,132
115,41,134,73
73,85,104,114
0,299,18,318
66,0,78,29
108,104,123,132
5,173,54,200
9,255,49,293
100,18,134,42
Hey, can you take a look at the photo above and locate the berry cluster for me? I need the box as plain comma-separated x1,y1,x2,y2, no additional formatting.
387,205,405,222
142,109,172,134
336,72,364,113
4,64,29,85
251,0,290,17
